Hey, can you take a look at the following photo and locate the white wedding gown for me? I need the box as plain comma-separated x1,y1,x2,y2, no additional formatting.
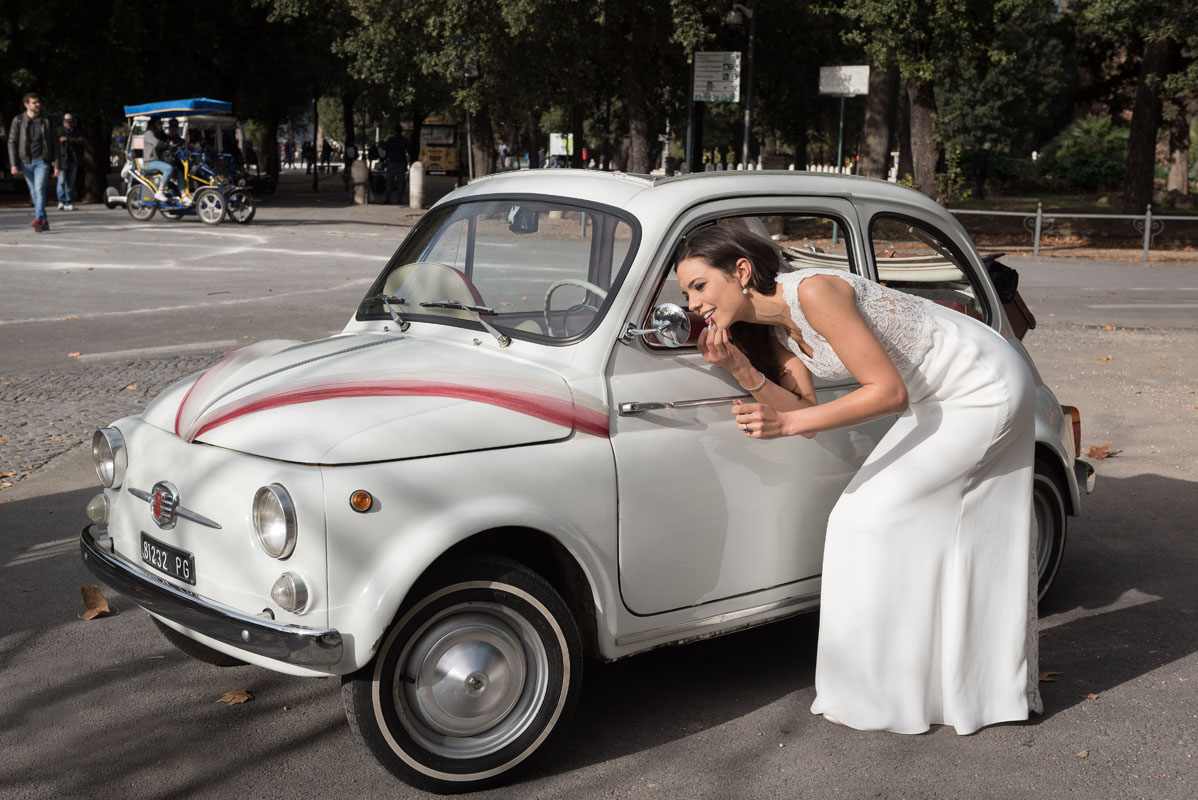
773,269,1042,735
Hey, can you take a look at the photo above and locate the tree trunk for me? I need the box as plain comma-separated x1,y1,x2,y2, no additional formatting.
571,105,585,169
897,87,913,183
1166,110,1189,195
690,102,705,173
80,113,112,204
1122,36,1178,212
470,110,495,177
619,25,651,174
860,63,898,180
907,78,940,200
527,110,540,168
342,92,357,163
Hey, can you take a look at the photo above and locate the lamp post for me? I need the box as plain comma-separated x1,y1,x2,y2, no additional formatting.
726,2,755,168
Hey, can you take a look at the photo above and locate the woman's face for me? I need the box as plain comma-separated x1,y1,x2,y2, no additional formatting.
677,256,750,330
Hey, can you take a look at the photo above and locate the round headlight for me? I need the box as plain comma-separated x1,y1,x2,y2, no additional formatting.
92,428,127,488
86,493,110,524
253,484,297,559
270,572,309,613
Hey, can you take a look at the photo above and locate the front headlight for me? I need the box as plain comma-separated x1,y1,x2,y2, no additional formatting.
253,484,297,559
92,428,127,488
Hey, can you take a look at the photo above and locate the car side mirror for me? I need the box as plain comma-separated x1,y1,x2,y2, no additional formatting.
623,302,691,347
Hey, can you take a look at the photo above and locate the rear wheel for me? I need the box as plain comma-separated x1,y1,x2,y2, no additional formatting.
126,185,156,221
194,187,225,225
342,556,582,793
1033,458,1068,601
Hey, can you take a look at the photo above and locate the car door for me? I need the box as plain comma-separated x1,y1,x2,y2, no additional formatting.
608,199,894,616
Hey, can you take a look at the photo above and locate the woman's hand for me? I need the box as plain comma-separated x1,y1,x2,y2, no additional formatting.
697,325,750,375
732,400,816,439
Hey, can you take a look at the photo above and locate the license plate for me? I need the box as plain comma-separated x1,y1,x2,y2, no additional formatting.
140,531,196,585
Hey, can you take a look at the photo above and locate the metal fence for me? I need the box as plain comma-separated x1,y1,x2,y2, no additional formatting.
948,203,1196,261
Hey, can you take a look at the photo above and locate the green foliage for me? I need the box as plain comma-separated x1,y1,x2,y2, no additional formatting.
1038,115,1130,190
935,145,972,203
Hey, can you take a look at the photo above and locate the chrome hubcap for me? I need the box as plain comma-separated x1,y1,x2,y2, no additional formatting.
395,602,548,759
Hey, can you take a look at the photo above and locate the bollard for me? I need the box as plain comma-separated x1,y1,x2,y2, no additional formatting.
351,159,369,205
1033,201,1043,258
1142,204,1152,262
408,161,424,210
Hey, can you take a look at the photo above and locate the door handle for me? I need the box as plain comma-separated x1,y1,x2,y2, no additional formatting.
618,395,746,416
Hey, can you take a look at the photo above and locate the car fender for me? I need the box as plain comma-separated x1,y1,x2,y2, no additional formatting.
1033,383,1081,513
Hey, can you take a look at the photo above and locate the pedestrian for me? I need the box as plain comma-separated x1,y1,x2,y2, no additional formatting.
7,92,59,232
55,111,84,210
675,225,1040,735
383,124,409,205
321,139,332,173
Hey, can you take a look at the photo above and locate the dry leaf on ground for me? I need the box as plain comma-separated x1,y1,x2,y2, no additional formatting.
1084,693,1100,700
0,471,14,478
1076,750,1089,759
1096,355,1113,361
67,352,80,358
1102,325,1117,330
78,585,115,620
1086,443,1122,459
217,688,254,705
1039,671,1062,682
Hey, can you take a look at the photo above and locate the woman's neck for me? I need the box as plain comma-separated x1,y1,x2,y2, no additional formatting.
746,286,799,335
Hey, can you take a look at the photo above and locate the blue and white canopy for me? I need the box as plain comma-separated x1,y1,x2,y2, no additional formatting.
123,98,233,118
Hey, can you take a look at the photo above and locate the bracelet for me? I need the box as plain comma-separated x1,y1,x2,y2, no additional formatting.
739,370,767,392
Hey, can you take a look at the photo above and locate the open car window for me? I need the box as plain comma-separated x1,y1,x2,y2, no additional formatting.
870,216,988,322
647,213,857,349
359,198,638,342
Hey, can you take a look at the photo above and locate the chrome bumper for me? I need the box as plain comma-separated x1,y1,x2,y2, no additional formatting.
1073,459,1096,494
79,524,343,667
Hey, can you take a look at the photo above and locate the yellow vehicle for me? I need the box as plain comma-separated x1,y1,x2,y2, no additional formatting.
418,119,460,175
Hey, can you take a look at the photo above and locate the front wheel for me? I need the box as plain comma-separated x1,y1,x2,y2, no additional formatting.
194,187,225,225
342,556,582,794
1034,458,1068,601
227,189,256,224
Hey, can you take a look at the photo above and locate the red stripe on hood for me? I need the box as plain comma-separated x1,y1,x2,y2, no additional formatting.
187,379,610,441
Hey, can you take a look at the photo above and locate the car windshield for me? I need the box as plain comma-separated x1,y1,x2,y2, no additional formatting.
360,198,638,342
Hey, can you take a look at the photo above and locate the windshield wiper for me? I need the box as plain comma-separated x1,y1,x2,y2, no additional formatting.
419,299,511,347
359,293,410,332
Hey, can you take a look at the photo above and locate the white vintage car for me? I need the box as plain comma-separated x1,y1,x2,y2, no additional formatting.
81,170,1093,792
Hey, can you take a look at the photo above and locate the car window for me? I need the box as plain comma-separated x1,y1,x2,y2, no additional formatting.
361,199,638,341
870,216,986,321
647,213,856,349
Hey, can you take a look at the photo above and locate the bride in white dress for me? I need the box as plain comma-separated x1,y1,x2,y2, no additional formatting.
675,225,1041,735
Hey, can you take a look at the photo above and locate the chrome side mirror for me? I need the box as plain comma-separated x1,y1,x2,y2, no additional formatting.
623,302,692,347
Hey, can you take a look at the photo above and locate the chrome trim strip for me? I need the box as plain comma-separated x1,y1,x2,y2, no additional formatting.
614,591,821,647
79,525,342,667
127,487,222,530
618,395,747,416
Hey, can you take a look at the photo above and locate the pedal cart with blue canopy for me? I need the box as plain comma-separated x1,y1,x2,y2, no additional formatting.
114,98,255,225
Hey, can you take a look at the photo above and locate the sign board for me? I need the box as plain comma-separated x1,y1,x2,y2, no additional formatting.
549,133,573,156
819,65,870,96
694,51,741,102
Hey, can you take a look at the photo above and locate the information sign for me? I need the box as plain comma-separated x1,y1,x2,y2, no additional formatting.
818,65,870,96
694,52,742,103
549,133,574,156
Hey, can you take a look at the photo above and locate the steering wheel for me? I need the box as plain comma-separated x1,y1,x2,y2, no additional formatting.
544,279,609,337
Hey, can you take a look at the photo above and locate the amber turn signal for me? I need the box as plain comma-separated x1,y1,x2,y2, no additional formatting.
349,490,374,513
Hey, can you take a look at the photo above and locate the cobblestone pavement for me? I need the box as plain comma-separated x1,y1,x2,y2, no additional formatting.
0,352,222,490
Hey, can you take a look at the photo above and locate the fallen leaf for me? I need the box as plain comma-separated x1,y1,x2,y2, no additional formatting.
217,688,254,705
1102,325,1116,330
1039,671,1062,682
124,384,138,390
0,437,8,443
1096,355,1112,361
1076,750,1089,759
60,316,77,320
78,585,115,620
1084,693,1100,700
68,352,80,358
1160,365,1171,370
59,270,69,275
1086,443,1122,459
0,471,14,478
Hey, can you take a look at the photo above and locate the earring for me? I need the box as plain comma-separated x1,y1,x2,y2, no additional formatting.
742,286,749,295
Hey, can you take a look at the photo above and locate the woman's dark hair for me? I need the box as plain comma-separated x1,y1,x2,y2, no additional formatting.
675,224,787,386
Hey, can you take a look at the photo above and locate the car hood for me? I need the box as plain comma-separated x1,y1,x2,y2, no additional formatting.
140,334,609,463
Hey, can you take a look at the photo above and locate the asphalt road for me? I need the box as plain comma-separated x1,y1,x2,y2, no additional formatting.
1,196,1195,800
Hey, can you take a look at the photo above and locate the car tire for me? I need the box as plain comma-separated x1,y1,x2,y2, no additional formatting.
151,617,245,667
1034,458,1068,602
341,555,582,794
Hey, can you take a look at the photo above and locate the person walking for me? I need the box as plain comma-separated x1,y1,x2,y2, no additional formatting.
8,93,59,232
320,139,332,173
55,112,84,210
383,124,409,205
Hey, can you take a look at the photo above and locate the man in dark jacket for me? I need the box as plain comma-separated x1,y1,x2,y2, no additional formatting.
7,93,59,232
56,112,84,210
383,125,409,205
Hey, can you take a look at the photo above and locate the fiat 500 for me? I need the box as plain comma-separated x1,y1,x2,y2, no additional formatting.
81,170,1092,793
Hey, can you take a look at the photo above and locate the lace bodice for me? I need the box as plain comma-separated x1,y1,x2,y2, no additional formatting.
772,269,937,381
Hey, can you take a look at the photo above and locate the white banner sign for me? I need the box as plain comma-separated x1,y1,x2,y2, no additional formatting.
549,133,573,156
819,65,870,96
694,51,741,102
